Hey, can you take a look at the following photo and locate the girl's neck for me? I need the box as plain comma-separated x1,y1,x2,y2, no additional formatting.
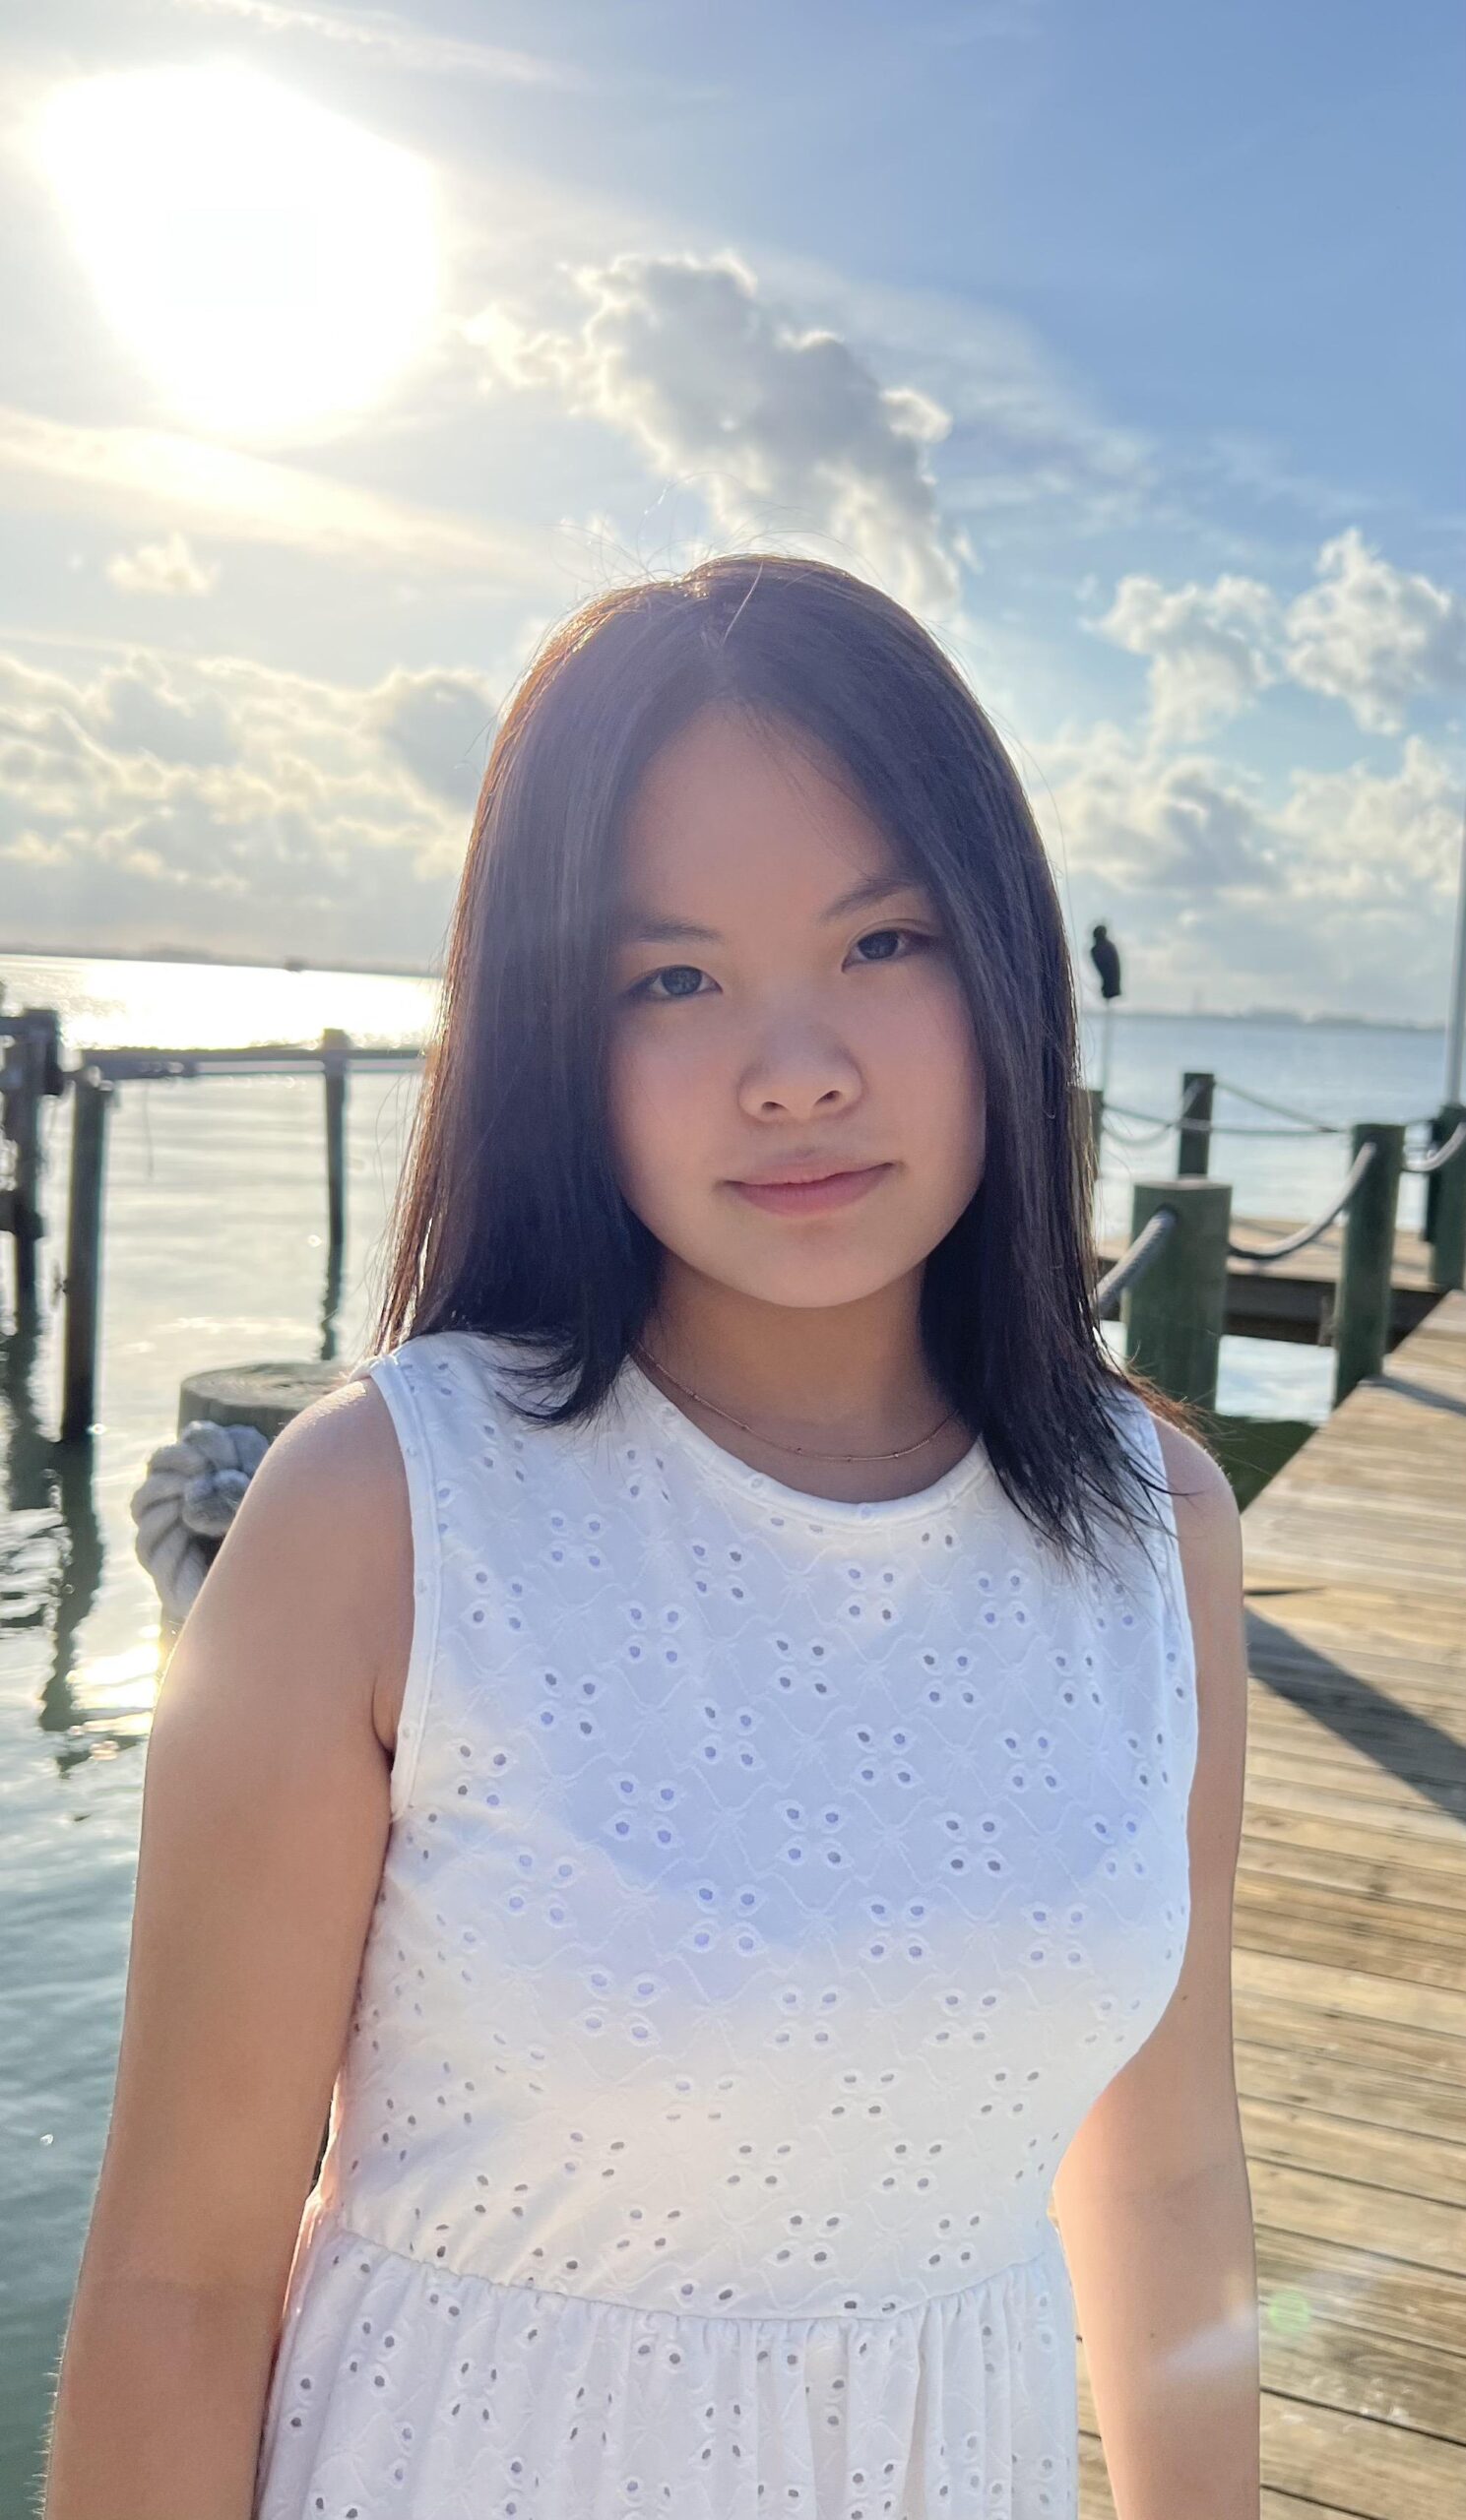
634,1279,969,1500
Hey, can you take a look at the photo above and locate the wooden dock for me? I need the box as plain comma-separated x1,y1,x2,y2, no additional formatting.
1095,1220,1442,1347
1077,1288,1466,2514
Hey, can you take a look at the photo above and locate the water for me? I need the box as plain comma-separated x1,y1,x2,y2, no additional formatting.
0,949,1450,2503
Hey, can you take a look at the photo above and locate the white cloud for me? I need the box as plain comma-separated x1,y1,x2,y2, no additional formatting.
1282,528,1466,733
96,662,238,766
1034,719,1278,895
467,250,967,615
0,643,473,960
105,530,219,597
1090,571,1282,740
1030,713,1463,1015
1275,731,1463,905
365,665,497,804
1092,531,1466,747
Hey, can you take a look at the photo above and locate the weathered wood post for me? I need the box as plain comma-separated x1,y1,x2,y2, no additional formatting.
1422,1107,1442,1247
1333,1121,1405,1406
1177,1070,1214,1178
157,1359,356,1646
1426,1101,1466,1292
4,1012,51,1313
1122,1176,1232,1412
1072,1085,1103,1211
60,1067,114,1440
321,1029,351,1272
0,985,12,1263
176,1359,351,1444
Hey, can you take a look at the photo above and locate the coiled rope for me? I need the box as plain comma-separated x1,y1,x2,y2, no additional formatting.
130,1418,268,1621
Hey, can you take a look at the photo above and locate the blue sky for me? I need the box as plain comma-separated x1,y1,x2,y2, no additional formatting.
1,0,1461,1016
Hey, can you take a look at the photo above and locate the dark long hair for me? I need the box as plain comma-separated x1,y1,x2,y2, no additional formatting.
368,552,1200,1575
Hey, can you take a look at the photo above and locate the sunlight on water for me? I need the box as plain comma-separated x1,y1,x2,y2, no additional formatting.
64,1644,159,1743
7,951,440,1053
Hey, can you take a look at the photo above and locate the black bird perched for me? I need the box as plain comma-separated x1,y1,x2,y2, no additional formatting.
1089,922,1121,1001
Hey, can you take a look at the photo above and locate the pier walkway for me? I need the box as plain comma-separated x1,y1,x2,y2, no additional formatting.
1078,1287,1466,2514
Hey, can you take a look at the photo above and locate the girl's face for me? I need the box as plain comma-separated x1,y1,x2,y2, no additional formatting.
606,704,986,1318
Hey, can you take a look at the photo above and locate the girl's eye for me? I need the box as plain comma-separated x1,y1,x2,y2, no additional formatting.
624,963,710,1004
850,925,927,966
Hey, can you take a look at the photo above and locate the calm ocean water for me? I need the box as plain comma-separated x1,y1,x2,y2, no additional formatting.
0,948,1451,2498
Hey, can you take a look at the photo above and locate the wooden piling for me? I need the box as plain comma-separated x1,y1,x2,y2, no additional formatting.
1332,1120,1405,1405
5,1013,49,1314
321,1028,351,1270
1177,1069,1214,1177
60,1068,113,1441
177,1357,351,1444
1422,1105,1442,1246
1121,1176,1232,1412
1073,1085,1103,1210
1427,1099,1466,1292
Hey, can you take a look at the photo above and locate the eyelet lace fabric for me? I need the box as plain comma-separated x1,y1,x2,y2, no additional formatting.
252,1330,1197,2519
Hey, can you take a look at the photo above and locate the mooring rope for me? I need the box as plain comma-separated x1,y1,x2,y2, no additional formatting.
1403,1118,1466,1177
1225,1142,1376,1266
1093,1204,1177,1308
130,1418,268,1621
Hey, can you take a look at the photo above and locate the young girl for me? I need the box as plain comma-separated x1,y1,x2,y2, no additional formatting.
44,554,1258,2519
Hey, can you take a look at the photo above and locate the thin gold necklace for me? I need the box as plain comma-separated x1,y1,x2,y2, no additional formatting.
630,1343,958,1463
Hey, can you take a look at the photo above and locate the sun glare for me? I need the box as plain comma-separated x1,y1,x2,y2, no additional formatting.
36,63,440,439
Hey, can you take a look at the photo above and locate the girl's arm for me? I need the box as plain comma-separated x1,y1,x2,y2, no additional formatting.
41,1381,410,2520
1052,1419,1260,2520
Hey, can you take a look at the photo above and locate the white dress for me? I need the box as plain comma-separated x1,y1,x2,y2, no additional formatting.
252,1329,1197,2520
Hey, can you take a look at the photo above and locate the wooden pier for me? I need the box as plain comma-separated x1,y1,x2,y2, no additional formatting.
1078,1288,1466,2515
1095,1219,1442,1348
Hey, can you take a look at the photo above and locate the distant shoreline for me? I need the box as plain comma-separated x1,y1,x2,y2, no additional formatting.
0,940,1446,1034
0,941,439,984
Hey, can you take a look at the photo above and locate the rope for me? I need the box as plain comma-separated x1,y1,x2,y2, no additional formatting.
1226,1142,1375,1265
1094,1204,1177,1308
1102,1102,1335,1140
1403,1118,1466,1177
1100,1110,1179,1150
1214,1074,1440,1135
1103,1079,1444,1146
130,1418,268,1621
1095,1075,1209,1142
1212,1077,1348,1132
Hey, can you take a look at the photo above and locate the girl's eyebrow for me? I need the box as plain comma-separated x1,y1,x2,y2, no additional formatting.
613,873,924,948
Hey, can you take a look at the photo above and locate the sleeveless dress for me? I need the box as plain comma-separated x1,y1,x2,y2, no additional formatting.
252,1328,1197,2520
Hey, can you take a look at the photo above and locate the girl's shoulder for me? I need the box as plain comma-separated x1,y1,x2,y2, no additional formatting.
1139,1395,1239,1549
249,1368,418,1757
1112,1389,1242,1729
1097,1377,1234,1527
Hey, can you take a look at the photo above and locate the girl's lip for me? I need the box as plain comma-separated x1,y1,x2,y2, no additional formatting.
727,1164,890,1214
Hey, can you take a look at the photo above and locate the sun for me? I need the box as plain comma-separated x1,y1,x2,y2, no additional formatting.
35,62,440,440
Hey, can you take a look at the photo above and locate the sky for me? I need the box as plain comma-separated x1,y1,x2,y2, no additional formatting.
0,0,1462,1018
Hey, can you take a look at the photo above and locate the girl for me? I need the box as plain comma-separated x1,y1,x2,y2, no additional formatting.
44,554,1259,2519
